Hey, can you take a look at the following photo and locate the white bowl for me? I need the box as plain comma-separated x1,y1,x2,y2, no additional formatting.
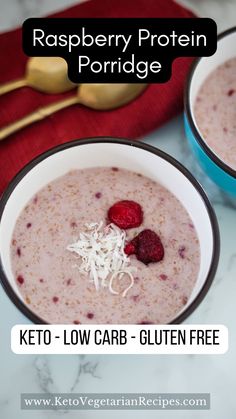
0,138,220,324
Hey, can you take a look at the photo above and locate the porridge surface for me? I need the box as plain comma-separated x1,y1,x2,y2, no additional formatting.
11,167,200,324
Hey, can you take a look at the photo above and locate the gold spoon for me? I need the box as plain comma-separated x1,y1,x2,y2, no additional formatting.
0,83,147,140
0,57,76,95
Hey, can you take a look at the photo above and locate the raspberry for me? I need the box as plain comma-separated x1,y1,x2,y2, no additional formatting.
178,245,186,259
17,275,24,285
70,221,77,228
227,89,235,96
124,241,137,255
136,230,164,264
125,229,164,265
160,274,168,280
108,200,143,229
52,296,59,303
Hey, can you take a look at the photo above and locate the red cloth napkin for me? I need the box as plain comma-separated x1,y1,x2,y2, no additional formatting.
0,0,195,194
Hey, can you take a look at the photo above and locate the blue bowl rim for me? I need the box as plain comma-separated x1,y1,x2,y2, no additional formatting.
0,137,220,325
184,26,236,180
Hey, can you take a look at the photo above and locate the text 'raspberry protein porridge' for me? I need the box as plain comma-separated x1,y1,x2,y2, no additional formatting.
194,57,236,170
11,167,200,324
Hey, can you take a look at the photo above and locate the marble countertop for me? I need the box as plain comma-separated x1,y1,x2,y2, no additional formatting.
0,1,236,418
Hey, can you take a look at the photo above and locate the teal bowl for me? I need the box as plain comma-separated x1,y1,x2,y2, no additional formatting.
184,27,236,196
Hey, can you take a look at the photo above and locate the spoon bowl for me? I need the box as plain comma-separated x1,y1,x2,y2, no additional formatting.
0,57,76,95
26,57,76,94
78,83,147,110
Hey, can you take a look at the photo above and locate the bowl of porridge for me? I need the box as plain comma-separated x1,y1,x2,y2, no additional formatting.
0,138,219,324
184,27,236,195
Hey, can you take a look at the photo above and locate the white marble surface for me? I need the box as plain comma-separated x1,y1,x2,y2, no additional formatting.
0,1,236,418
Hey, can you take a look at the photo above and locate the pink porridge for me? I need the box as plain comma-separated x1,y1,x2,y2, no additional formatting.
194,57,236,170
11,167,200,324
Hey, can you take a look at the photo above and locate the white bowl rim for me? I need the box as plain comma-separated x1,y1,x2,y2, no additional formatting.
0,137,220,324
184,26,236,179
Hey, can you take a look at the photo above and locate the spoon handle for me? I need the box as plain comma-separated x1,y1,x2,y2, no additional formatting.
0,79,26,95
0,95,78,141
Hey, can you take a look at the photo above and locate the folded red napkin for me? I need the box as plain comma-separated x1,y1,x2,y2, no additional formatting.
0,0,195,194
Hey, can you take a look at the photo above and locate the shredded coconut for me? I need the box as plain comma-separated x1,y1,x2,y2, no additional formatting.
66,222,136,297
